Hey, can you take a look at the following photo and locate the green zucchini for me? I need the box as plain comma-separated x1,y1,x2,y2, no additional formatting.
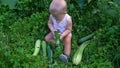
42,41,46,57
54,31,60,45
33,39,41,56
73,40,91,65
78,33,95,45
47,45,53,64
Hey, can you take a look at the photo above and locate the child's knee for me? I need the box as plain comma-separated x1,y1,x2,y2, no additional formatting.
45,35,49,42
64,33,72,39
45,34,50,42
68,33,72,37
45,32,54,42
63,35,71,46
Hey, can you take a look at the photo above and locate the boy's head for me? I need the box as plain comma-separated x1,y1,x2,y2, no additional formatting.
49,0,67,16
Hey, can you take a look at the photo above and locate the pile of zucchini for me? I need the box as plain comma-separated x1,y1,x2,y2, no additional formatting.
32,32,94,65
72,26,118,65
32,32,93,65
32,26,118,65
72,32,95,65
32,39,53,63
32,31,61,64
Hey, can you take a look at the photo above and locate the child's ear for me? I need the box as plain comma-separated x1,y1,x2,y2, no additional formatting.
65,11,67,14
63,7,67,13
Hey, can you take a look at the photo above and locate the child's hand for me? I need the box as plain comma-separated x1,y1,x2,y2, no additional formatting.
60,33,63,40
52,30,57,35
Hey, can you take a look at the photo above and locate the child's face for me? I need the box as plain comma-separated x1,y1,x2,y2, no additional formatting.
50,9,64,17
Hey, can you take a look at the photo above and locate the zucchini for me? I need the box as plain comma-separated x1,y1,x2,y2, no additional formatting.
78,33,95,45
42,41,46,57
78,25,118,45
54,31,60,45
33,39,41,56
73,40,91,65
47,45,53,64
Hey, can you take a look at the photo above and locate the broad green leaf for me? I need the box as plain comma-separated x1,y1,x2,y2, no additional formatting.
0,0,19,9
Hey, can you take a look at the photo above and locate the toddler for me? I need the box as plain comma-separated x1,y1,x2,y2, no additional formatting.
45,0,72,63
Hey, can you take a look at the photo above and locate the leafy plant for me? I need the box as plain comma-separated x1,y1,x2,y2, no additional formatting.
0,0,119,67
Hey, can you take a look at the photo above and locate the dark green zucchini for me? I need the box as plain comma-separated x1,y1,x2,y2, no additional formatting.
47,45,53,64
78,33,95,45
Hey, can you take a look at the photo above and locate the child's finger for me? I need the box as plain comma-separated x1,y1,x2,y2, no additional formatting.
60,35,63,40
58,33,61,35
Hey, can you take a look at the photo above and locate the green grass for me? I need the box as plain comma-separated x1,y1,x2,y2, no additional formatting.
0,0,120,68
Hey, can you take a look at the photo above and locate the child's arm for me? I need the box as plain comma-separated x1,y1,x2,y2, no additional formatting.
60,17,72,39
48,15,56,34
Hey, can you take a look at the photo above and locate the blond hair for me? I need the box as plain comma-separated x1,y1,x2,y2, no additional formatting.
49,0,67,14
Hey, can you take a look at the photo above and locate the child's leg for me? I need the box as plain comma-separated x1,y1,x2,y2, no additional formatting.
59,33,71,63
63,33,71,56
45,32,55,43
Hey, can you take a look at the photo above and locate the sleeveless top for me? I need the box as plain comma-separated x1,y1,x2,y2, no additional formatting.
51,14,71,34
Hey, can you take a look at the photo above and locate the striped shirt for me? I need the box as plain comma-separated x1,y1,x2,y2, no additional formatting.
51,14,71,34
